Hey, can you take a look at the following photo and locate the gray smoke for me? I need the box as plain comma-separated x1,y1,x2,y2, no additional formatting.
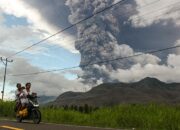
66,0,138,84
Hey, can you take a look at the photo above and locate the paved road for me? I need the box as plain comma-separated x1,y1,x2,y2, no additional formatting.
0,120,124,130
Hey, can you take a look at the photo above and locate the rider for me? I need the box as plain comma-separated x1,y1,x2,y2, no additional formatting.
25,82,31,98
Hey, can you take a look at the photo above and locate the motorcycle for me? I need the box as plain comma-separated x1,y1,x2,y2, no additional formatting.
16,94,41,124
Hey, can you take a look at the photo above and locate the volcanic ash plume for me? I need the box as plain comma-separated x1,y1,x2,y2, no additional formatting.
66,0,154,84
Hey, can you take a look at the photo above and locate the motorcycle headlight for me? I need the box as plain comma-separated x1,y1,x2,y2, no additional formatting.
34,104,39,107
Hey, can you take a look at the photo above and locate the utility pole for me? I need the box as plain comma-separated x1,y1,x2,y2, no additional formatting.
1,57,13,101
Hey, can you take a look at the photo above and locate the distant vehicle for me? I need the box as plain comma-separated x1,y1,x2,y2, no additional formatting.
16,94,41,124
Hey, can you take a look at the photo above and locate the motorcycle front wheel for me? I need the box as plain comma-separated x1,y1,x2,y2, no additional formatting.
32,109,41,124
16,115,22,123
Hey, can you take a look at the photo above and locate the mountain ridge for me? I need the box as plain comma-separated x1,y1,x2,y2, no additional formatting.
51,77,180,106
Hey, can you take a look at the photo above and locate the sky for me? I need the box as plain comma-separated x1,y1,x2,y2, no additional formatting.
0,0,180,100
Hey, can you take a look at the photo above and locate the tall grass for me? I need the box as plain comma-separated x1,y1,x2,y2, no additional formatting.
0,101,15,119
1,101,180,129
42,104,180,130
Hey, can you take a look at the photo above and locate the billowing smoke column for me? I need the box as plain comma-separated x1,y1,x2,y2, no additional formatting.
65,0,140,84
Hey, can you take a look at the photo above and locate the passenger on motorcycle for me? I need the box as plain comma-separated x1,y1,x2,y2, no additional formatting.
19,86,29,110
15,83,21,112
15,83,21,101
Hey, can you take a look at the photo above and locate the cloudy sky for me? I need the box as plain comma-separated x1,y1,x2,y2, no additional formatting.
0,0,180,100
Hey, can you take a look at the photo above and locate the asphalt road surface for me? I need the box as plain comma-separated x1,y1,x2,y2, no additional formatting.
0,120,125,130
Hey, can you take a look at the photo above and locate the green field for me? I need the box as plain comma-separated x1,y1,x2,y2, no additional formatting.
0,101,180,130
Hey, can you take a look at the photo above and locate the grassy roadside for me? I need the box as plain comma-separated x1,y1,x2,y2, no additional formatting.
0,101,15,119
1,101,180,129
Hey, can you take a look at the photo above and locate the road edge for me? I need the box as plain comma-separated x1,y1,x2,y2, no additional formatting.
0,119,131,130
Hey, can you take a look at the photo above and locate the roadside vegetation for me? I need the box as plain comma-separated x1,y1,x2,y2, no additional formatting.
0,101,15,119
1,101,180,130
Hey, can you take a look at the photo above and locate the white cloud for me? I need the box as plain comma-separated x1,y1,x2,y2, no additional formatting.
0,57,90,99
133,53,161,65
174,40,180,54
112,44,161,65
167,54,180,67
0,0,77,53
0,10,48,56
94,53,180,83
0,0,54,32
130,0,180,27
0,23,48,56
0,1,81,100
0,10,4,23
